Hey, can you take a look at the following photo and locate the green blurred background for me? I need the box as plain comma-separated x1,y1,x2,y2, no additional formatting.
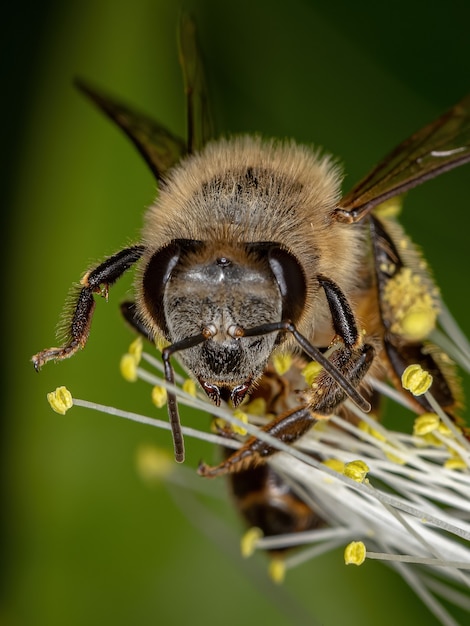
3,0,470,624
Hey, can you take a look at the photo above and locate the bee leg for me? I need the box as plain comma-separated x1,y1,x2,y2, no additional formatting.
198,405,316,477
32,245,145,370
304,275,375,415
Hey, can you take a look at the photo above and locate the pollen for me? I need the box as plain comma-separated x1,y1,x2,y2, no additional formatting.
359,420,386,442
268,557,286,584
245,397,267,416
413,413,440,436
135,444,174,482
374,196,403,218
323,457,345,473
383,267,438,341
151,385,168,408
232,409,248,436
344,541,366,565
273,352,293,376
128,336,143,364
302,360,323,386
154,332,170,352
120,353,138,382
344,460,369,483
444,455,468,471
47,386,73,414
240,527,263,558
402,364,433,396
182,378,197,397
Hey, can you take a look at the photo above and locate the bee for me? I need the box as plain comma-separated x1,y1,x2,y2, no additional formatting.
33,12,469,504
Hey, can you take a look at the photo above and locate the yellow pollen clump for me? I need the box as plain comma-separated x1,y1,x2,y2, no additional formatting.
245,397,267,416
151,385,168,408
374,197,403,218
323,458,345,473
344,460,369,483
383,267,438,341
154,333,170,352
402,364,433,396
413,413,440,436
120,353,138,382
136,444,174,482
272,352,293,376
182,378,197,397
47,386,73,414
444,455,468,471
232,409,248,436
240,527,263,558
128,336,143,364
302,361,323,386
359,420,386,442
344,541,366,565
268,558,286,584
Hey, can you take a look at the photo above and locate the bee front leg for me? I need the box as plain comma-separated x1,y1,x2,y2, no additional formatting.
32,246,145,369
198,405,316,477
307,276,375,414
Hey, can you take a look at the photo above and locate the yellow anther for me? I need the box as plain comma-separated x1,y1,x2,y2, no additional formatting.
151,385,167,408
232,409,248,436
128,336,143,364
211,417,227,433
240,527,263,558
402,364,433,396
182,378,197,397
413,413,440,436
47,386,73,415
323,458,345,473
302,360,323,386
154,332,170,352
344,460,369,483
135,445,174,482
268,558,286,584
120,353,138,382
245,397,267,416
422,432,443,447
272,352,293,376
359,421,386,442
437,422,453,437
385,451,406,465
344,541,366,565
444,455,468,471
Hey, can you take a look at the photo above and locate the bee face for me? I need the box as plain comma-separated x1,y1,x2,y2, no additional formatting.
157,243,284,404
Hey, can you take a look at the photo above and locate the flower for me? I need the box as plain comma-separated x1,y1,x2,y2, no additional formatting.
47,305,470,625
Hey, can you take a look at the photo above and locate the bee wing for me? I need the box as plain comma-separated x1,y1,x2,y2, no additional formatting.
75,78,186,182
178,13,215,154
337,94,470,222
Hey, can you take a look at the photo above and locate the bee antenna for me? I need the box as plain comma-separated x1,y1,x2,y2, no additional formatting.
241,321,372,413
161,332,208,462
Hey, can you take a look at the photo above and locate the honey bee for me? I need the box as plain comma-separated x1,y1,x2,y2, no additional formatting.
33,11,469,509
